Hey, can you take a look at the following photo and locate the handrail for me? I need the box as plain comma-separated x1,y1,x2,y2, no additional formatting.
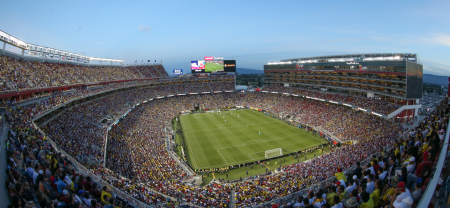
416,119,450,207
30,121,165,208
248,148,388,207
29,92,214,207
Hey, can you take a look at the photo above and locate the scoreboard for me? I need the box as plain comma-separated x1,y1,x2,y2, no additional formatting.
191,57,236,74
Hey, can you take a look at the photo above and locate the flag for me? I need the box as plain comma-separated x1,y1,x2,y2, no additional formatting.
135,60,137,63
148,60,150,62
155,60,156,62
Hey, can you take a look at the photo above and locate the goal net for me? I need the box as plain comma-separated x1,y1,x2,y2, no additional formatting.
265,148,282,159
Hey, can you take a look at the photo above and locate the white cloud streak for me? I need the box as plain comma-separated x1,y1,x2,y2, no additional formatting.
431,34,450,47
138,25,152,33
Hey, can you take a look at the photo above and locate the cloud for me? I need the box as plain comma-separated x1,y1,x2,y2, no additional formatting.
402,34,450,47
421,60,450,76
367,37,391,41
431,34,450,47
76,25,82,34
138,25,152,33
423,67,441,74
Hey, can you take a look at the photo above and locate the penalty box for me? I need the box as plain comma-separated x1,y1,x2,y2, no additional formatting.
216,137,314,165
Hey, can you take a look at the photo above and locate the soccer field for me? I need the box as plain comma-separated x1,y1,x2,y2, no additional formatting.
179,110,327,170
205,62,224,72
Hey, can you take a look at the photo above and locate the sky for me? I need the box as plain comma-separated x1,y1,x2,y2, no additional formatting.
1,0,450,76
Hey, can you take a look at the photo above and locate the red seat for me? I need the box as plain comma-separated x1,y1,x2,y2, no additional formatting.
422,184,427,191
424,177,430,185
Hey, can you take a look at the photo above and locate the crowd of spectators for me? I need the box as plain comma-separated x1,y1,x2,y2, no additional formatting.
129,65,169,78
15,82,234,207
4,78,448,208
236,92,393,142
4,81,235,207
0,55,169,92
233,97,448,207
4,104,173,208
263,85,401,115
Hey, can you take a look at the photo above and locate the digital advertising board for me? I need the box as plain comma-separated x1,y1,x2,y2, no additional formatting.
172,69,183,76
191,57,236,74
191,60,205,73
223,60,236,72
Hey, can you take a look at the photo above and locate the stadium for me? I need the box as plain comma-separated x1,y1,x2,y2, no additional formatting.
0,6,449,208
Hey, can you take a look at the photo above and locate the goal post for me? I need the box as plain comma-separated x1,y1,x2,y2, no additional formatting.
265,148,282,159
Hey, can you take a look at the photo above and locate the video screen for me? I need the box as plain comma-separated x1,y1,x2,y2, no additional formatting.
205,60,224,73
191,59,236,73
191,60,205,70
223,60,236,72
191,60,205,73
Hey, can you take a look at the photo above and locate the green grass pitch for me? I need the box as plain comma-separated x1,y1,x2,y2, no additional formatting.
205,62,224,72
179,110,328,171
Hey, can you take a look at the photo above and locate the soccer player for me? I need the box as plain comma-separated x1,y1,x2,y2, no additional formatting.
238,115,239,118
225,120,226,122
259,131,260,135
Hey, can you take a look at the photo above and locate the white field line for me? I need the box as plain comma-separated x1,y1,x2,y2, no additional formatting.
265,114,325,143
287,137,308,146
185,111,325,144
180,117,198,169
200,143,321,169
184,121,273,132
217,149,229,164
184,110,328,169
246,142,317,158
218,137,290,150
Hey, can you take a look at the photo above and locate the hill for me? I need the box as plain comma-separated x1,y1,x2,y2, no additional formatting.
424,74,448,86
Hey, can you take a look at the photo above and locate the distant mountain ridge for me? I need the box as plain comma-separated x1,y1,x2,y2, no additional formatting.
423,74,448,86
236,68,263,74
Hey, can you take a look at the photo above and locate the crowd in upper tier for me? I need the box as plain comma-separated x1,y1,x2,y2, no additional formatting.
263,85,401,115
0,55,168,92
3,78,448,208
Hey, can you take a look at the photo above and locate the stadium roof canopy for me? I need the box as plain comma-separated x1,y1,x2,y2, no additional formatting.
0,30,122,63
280,53,417,63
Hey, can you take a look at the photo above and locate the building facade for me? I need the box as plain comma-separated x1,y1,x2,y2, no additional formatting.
264,53,423,119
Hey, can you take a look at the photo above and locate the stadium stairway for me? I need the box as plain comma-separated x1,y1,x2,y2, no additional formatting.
79,117,106,129
387,104,422,118
15,95,51,107
230,190,236,208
